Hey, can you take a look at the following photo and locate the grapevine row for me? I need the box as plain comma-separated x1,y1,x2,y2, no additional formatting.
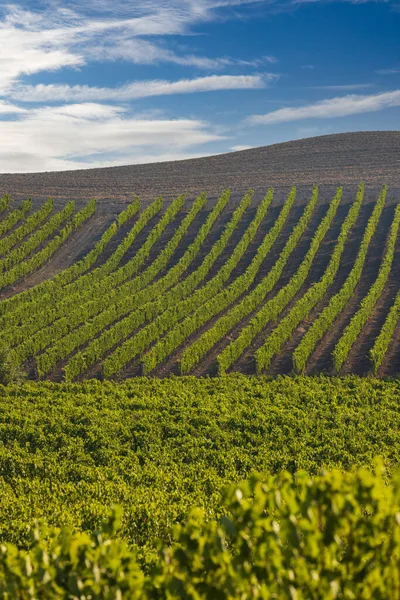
370,288,400,373
7,195,186,360
48,197,141,288
116,198,141,226
0,199,96,291
14,195,172,333
0,199,31,239
254,185,364,373
2,197,186,348
65,189,257,380
214,186,344,374
0,196,156,329
0,198,54,258
292,186,387,374
332,202,400,373
0,201,75,273
33,192,221,376
132,188,296,376
180,186,321,374
0,195,11,214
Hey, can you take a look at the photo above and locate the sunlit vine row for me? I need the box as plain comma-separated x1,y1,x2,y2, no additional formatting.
181,186,321,374
255,185,364,373
332,202,400,373
215,186,344,374
293,185,386,373
136,188,297,376
67,189,264,379
0,199,31,239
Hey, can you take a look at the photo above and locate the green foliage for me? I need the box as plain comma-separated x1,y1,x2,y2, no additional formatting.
0,198,54,258
0,375,399,557
0,345,25,385
0,199,31,239
0,507,144,599
187,184,320,375
370,288,400,373
255,183,362,374
0,195,145,322
33,193,201,376
0,200,96,291
158,467,400,599
293,185,387,374
0,200,75,274
1,465,400,598
117,196,141,226
6,195,184,373
0,194,11,214
101,187,268,378
68,188,252,380
333,200,400,373
0,185,398,379
139,187,295,375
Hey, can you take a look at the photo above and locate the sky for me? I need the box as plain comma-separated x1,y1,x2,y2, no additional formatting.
0,0,399,173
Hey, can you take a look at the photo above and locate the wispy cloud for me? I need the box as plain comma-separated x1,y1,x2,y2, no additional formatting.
0,103,225,173
0,3,277,94
11,74,274,103
376,68,400,75
230,144,254,151
247,90,400,125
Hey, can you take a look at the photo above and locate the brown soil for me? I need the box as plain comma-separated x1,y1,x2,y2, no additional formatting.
1,132,399,204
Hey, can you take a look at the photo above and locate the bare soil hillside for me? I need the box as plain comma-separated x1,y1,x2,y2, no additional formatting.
1,132,399,206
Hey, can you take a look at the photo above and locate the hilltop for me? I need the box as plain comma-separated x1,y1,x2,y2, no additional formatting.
1,131,400,203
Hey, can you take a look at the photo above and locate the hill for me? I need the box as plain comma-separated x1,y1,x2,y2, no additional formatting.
1,131,400,202
0,131,399,380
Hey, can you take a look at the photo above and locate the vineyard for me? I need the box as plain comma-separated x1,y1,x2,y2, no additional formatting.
0,181,399,381
1,375,400,597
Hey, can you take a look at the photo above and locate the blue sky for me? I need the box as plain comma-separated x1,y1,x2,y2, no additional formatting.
0,0,399,172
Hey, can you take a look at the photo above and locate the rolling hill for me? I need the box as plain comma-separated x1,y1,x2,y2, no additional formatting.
0,131,399,380
1,131,400,202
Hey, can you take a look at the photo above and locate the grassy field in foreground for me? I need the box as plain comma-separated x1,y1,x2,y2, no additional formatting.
2,466,399,599
1,374,400,597
1,375,399,557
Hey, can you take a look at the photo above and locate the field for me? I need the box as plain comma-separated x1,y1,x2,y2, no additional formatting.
1,132,400,597
0,164,399,381
1,375,400,597
1,375,400,549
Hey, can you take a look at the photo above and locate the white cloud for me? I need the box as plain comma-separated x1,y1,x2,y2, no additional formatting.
0,2,280,172
0,3,278,94
0,103,225,173
230,144,253,151
12,74,272,103
247,90,400,125
0,24,84,94
0,100,26,114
